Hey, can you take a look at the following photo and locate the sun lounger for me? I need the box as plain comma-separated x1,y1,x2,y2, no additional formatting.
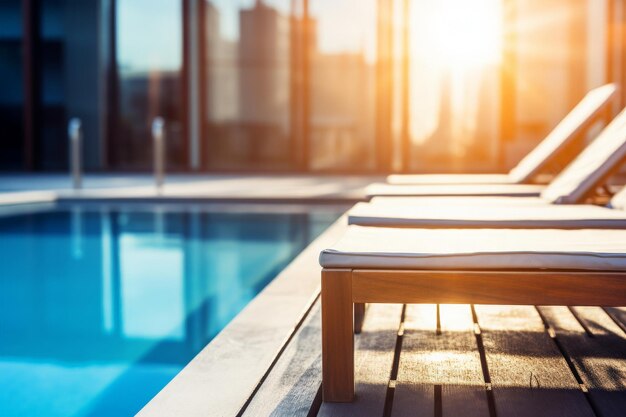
366,104,626,199
348,187,626,228
386,84,616,185
367,183,546,197
319,226,626,402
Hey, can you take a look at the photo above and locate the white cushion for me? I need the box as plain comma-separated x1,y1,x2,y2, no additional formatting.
540,106,626,204
369,196,548,206
609,186,626,211
509,84,617,183
320,226,626,271
348,202,626,228
386,173,512,185
366,183,545,198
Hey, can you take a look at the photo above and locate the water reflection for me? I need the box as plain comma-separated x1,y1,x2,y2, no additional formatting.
0,206,339,416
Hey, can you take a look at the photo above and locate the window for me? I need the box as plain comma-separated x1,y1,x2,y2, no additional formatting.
111,0,184,170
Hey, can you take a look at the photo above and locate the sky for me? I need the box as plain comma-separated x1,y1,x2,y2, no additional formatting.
117,0,183,74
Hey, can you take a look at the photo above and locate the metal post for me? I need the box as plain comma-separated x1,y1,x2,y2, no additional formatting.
152,117,165,191
68,118,82,190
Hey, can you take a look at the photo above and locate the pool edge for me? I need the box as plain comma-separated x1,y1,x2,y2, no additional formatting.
136,213,349,417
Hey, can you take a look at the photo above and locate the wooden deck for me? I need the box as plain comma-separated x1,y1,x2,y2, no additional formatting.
243,302,626,417
139,213,626,417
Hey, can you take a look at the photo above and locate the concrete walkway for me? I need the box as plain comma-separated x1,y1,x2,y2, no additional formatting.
0,173,382,205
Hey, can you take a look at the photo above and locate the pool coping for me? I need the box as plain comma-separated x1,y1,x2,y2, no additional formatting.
0,189,365,208
0,190,58,206
136,213,348,417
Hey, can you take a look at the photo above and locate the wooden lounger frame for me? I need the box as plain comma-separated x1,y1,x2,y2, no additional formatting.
321,268,626,402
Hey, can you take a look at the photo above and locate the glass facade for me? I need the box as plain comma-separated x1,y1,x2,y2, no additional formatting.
201,0,295,171
403,0,502,172
0,0,23,170
199,0,378,172
308,0,377,171
111,0,184,170
39,0,104,170
0,0,617,173
511,0,607,171
0,0,105,171
394,0,610,174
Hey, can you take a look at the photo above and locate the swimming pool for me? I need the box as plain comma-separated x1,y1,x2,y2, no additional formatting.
0,204,343,417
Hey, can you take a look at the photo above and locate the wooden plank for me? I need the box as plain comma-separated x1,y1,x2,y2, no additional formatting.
539,306,626,417
475,305,594,417
392,305,489,417
322,269,354,402
392,305,434,417
604,306,626,334
352,270,626,306
242,303,323,417
318,303,403,416
354,303,366,334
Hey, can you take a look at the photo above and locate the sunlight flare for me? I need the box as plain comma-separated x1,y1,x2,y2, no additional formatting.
426,0,503,69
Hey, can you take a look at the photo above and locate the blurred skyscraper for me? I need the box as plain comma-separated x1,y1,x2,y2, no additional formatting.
239,0,290,131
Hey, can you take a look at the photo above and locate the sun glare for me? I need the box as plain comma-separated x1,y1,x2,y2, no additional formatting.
427,0,503,68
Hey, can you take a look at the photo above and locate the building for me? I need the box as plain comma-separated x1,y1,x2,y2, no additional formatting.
0,0,106,171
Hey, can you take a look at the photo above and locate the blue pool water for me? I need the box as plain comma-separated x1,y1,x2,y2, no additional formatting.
0,204,341,417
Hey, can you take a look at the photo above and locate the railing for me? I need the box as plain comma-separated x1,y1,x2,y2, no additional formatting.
152,117,166,191
68,118,82,190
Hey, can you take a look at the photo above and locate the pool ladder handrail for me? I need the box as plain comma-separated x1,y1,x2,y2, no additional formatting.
152,117,166,192
68,118,82,190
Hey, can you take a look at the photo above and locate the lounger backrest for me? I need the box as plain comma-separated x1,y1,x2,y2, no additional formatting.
609,187,626,210
509,84,616,183
540,106,626,204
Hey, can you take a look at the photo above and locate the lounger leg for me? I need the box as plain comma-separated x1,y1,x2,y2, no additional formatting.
354,303,367,334
322,269,354,402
